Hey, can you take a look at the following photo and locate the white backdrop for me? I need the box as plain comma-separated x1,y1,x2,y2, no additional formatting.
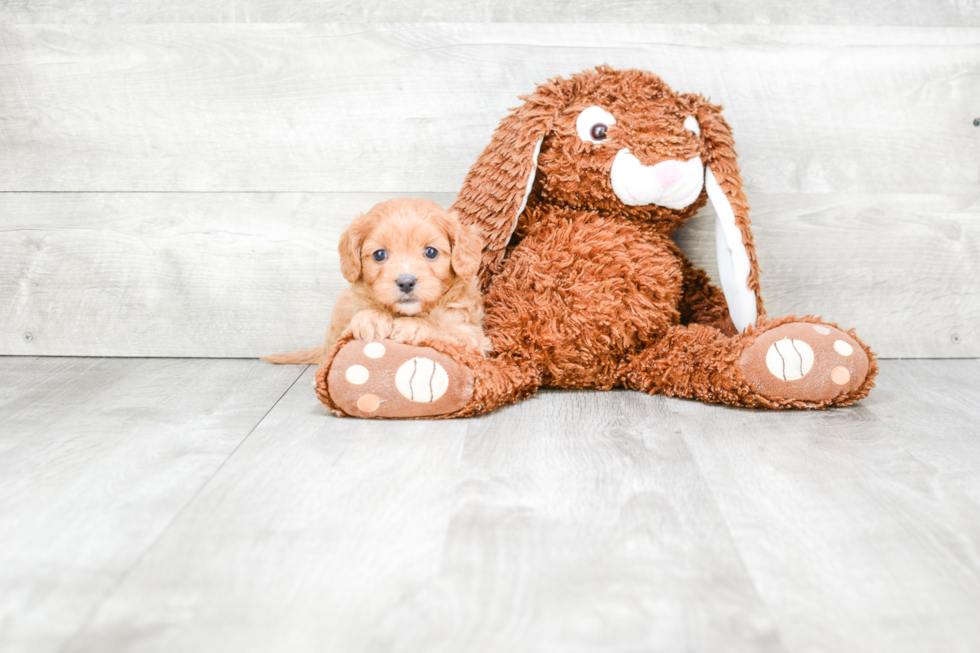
1,7,977,358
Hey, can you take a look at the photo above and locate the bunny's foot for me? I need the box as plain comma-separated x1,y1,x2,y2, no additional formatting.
739,320,874,406
318,339,474,418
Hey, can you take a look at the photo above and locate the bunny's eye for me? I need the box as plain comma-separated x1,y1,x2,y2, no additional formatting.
372,249,387,262
423,247,439,260
577,105,617,144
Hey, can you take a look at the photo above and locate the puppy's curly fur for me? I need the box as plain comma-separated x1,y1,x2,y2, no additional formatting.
265,198,490,365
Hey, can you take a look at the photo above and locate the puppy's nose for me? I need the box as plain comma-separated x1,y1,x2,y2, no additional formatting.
395,274,417,294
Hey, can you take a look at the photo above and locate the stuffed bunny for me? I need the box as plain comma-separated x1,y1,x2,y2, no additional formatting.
316,66,876,418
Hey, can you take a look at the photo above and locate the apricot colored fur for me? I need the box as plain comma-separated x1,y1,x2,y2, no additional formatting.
265,198,489,365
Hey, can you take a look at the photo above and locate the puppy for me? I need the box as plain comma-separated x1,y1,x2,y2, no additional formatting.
264,198,491,365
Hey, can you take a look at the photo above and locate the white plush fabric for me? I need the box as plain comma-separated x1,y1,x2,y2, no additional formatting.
576,106,617,142
501,137,544,250
705,168,757,332
610,150,704,209
683,115,701,136
766,339,814,380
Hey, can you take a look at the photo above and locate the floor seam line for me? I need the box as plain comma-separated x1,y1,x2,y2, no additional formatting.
55,363,310,653
670,409,793,653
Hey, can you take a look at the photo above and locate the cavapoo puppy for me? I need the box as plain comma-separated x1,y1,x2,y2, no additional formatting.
264,197,491,365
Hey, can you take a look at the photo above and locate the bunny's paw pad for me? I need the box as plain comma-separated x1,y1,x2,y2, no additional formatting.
740,323,870,405
326,339,473,418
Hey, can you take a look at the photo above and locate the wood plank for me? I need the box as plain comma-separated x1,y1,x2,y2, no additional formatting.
0,356,304,653
861,359,980,504
1,0,977,25
0,191,453,358
668,359,980,653
675,193,980,359
63,376,783,653
0,24,977,194
1,191,975,358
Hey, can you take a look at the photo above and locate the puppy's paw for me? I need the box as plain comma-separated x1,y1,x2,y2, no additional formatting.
443,328,492,356
349,310,394,342
389,318,432,345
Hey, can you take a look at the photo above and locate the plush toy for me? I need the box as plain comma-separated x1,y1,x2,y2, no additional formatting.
316,66,876,418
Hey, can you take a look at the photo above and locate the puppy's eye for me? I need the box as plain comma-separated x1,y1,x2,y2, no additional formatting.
372,249,387,262
576,105,617,144
423,247,439,260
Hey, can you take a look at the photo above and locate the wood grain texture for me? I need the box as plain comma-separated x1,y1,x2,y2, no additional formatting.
1,0,978,25
2,358,977,652
862,359,980,505
0,357,304,653
669,360,980,653
0,24,977,194
675,193,980,359
62,369,783,653
0,192,453,358
1,191,975,358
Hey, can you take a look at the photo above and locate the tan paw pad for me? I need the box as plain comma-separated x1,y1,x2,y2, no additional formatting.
325,339,473,418
741,322,870,404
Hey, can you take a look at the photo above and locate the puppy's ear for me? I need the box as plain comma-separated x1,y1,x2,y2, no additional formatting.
688,94,765,331
448,216,482,280
451,77,570,286
338,213,374,283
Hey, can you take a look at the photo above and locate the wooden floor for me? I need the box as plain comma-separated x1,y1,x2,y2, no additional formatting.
1,356,979,653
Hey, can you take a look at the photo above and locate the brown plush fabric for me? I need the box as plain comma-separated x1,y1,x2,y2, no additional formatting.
740,320,871,405
314,66,877,417
624,315,877,409
316,334,540,419
325,339,474,418
454,66,763,313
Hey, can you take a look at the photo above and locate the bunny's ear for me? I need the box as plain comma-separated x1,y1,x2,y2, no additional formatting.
451,83,566,286
446,214,483,280
691,97,765,332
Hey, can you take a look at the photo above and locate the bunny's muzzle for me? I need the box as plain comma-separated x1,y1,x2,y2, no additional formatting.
609,150,705,210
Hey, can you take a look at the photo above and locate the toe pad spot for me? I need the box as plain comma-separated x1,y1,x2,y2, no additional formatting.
345,365,369,385
834,340,853,356
357,393,380,413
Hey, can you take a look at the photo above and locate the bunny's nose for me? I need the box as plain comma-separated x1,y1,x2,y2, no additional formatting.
652,160,686,188
396,274,417,294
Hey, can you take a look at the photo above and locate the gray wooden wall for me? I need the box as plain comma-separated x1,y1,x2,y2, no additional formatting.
1,3,978,359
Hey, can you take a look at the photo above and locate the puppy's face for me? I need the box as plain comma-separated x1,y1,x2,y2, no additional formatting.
338,198,481,316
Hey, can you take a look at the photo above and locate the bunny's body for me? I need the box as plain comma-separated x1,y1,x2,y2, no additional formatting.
316,67,877,418
484,206,689,388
